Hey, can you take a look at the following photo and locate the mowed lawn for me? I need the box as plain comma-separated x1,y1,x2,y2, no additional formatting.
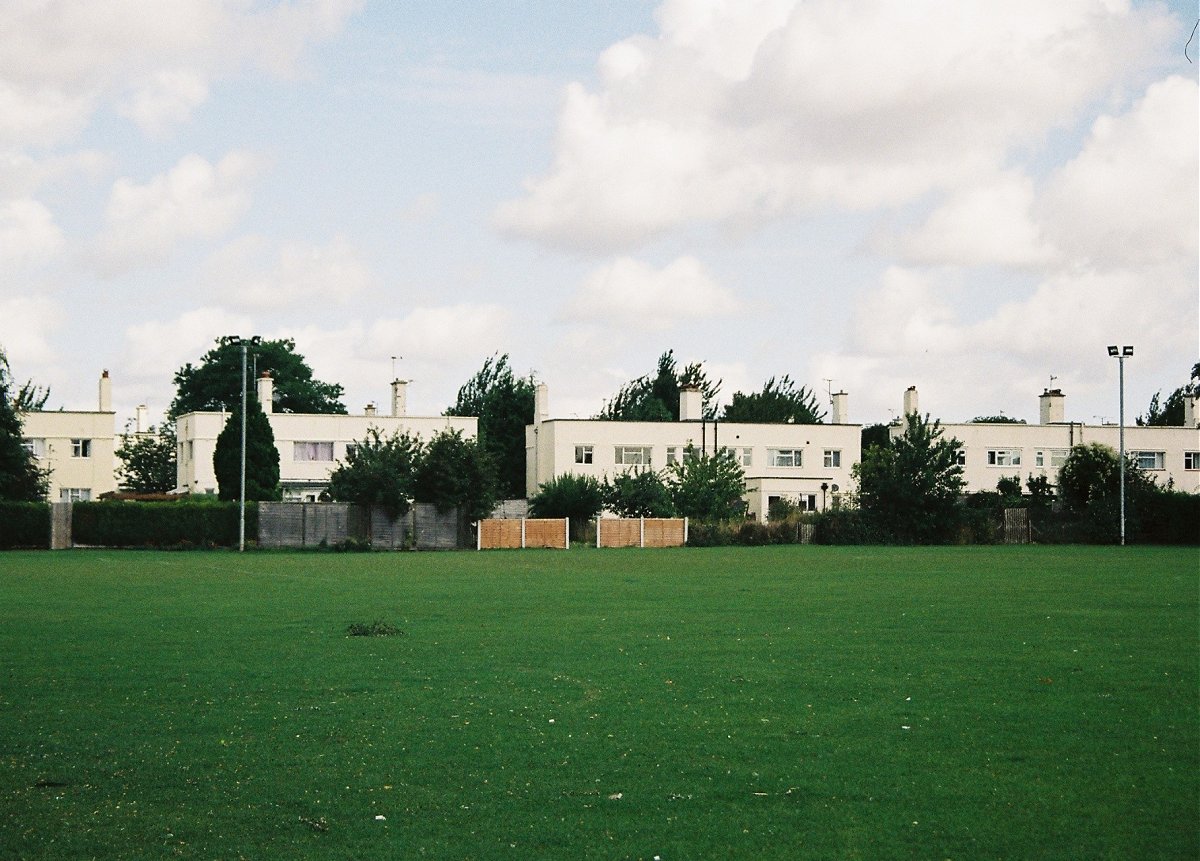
0,546,1196,860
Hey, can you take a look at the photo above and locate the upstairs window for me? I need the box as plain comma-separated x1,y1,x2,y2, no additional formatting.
574,445,594,465
294,441,335,462
1132,451,1164,470
1035,449,1069,468
21,438,45,459
987,449,1020,467
71,439,91,458
1184,451,1199,470
59,488,91,502
823,449,841,468
615,446,652,466
770,449,803,467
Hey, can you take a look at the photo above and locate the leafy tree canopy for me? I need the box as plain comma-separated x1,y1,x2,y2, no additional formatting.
327,428,421,521
665,445,746,522
0,349,49,501
602,468,676,518
413,429,497,521
1137,361,1199,427
170,337,345,420
446,354,535,500
529,473,605,539
970,415,1026,424
860,423,893,454
853,412,965,544
116,422,178,493
213,396,280,502
721,375,825,424
597,350,720,422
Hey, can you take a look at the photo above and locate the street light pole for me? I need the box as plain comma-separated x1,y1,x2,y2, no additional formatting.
1107,345,1133,546
239,340,248,553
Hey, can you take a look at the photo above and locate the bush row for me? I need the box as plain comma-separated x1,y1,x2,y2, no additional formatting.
71,500,258,549
0,502,50,549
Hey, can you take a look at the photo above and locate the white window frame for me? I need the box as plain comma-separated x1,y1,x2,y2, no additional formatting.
71,439,91,458
615,445,652,466
738,447,752,467
1035,449,1069,468
1185,451,1199,471
769,448,803,468
574,445,594,465
956,449,966,466
294,441,335,462
666,446,681,465
21,438,45,459
59,488,91,502
987,449,1021,467
823,449,841,468
1132,450,1165,470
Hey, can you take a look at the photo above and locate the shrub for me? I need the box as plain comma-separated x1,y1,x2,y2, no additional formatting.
529,474,604,541
0,501,49,548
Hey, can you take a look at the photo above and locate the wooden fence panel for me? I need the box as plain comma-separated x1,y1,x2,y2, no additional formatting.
643,518,686,548
596,517,687,548
598,518,641,548
479,519,523,549
523,518,569,549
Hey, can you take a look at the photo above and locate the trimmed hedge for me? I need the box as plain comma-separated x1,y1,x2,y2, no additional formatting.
0,502,50,549
71,501,258,549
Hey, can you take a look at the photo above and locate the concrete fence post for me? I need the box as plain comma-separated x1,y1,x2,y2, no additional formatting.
521,518,527,549
639,516,645,548
683,517,689,545
595,518,601,548
563,517,569,548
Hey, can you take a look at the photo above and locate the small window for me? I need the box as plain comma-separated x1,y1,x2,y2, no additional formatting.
1035,449,1069,468
71,439,91,458
823,449,841,468
1132,451,1164,470
345,443,358,459
1184,452,1199,470
615,446,652,466
987,449,1020,467
769,449,802,467
21,438,45,459
738,447,752,467
575,445,594,465
294,441,334,462
666,446,680,465
59,488,91,502
956,449,967,466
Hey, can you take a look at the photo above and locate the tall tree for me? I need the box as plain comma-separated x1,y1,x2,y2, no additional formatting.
0,349,49,501
854,413,965,544
115,423,178,493
528,473,605,540
603,468,676,518
721,375,825,424
665,445,746,521
327,429,422,521
413,429,497,521
445,354,535,499
169,337,346,420
1137,361,1199,426
213,396,280,502
597,350,720,421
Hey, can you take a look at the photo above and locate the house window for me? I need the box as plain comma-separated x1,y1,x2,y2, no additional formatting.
1185,451,1199,470
575,445,594,465
987,449,1021,467
1035,449,1069,468
615,446,652,466
21,438,45,459
666,446,680,465
769,449,802,467
823,449,841,468
59,488,91,502
71,439,91,458
294,441,335,462
956,449,967,466
345,443,358,459
1132,451,1164,470
738,447,752,467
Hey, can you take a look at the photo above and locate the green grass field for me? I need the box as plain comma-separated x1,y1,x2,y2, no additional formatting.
1,546,1196,860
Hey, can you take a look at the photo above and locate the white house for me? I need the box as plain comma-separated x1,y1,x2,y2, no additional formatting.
526,384,861,520
175,376,478,500
19,371,118,501
891,386,1200,494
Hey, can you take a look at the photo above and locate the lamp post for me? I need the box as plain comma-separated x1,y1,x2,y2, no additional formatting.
1107,345,1133,546
226,335,261,552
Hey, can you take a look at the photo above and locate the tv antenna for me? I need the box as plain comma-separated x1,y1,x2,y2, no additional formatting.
391,355,402,381
823,378,835,405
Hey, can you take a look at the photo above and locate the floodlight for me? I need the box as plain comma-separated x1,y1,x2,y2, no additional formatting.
1122,346,1134,357
1107,346,1118,356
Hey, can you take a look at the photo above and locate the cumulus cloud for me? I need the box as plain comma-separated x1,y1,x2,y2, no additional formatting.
202,235,376,310
496,0,1171,252
0,295,65,365
0,198,64,268
121,307,254,386
0,0,360,145
562,256,740,330
89,152,263,275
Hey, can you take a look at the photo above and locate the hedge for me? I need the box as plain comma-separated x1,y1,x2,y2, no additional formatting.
71,500,258,549
0,502,50,549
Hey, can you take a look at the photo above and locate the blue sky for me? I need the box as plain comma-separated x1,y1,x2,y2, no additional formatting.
2,0,1196,430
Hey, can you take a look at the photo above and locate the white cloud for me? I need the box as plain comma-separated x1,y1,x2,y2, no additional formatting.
203,235,376,310
562,256,740,330
0,198,64,268
496,0,1171,252
89,152,263,275
0,0,360,145
121,307,254,387
0,295,64,365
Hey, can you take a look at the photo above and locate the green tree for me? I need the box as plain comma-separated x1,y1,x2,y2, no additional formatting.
0,349,49,501
446,354,535,500
115,422,178,493
854,413,965,543
861,423,893,454
528,473,604,539
1138,361,1199,426
721,375,825,424
169,337,345,420
413,429,497,521
665,445,746,521
970,415,1026,424
597,350,720,421
1056,443,1160,542
213,397,280,502
327,428,421,521
602,468,676,518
